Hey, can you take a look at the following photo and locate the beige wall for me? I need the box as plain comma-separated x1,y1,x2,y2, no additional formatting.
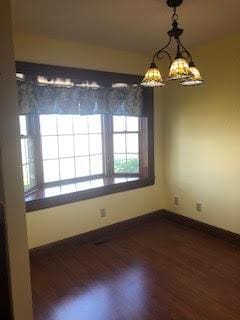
0,4,33,320
13,33,165,249
163,34,240,234
15,31,240,249
14,33,149,75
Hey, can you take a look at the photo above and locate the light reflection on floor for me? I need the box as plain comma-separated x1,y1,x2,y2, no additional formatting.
51,266,146,320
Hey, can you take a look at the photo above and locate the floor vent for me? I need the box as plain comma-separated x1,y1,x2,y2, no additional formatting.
93,239,111,246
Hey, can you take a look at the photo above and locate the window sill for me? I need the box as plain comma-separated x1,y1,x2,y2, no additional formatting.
25,176,155,212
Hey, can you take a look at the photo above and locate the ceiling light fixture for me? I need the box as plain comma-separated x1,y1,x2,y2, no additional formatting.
141,0,203,87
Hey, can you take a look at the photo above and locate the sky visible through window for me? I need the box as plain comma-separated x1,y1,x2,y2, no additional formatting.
40,114,103,183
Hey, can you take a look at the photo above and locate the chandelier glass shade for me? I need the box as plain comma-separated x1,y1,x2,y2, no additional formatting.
141,0,203,88
181,62,204,86
168,57,190,80
141,63,164,87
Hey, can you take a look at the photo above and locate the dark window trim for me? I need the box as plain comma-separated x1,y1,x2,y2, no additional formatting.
16,61,153,116
16,61,155,212
26,177,155,212
16,61,142,88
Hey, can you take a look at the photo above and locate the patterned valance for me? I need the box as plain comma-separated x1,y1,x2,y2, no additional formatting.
17,82,143,116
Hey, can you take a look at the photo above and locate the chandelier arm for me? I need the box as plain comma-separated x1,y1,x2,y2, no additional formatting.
156,50,172,69
152,37,172,63
177,38,193,62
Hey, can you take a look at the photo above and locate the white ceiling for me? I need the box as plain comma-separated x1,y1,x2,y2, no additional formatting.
11,0,240,53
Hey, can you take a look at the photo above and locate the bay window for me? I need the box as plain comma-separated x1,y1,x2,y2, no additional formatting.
17,62,154,212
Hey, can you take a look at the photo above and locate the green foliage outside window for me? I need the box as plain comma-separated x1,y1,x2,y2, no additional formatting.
114,158,139,174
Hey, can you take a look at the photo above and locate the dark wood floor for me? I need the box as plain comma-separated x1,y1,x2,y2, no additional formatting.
30,217,240,320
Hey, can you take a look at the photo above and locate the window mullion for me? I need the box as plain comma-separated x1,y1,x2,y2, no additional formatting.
108,116,114,176
139,117,149,178
102,115,113,177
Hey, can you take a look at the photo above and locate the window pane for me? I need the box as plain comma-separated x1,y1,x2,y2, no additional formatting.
90,155,103,175
113,116,126,132
57,115,73,134
21,138,33,165
59,158,75,180
19,115,27,136
73,115,88,134
25,139,29,163
126,117,139,132
21,139,27,165
27,138,35,163
126,133,139,153
40,115,57,135
22,164,30,191
113,133,126,153
114,154,127,173
43,159,60,182
127,154,139,173
89,134,102,155
58,135,74,158
74,135,89,156
75,156,90,177
88,115,102,133
29,162,36,187
41,136,58,160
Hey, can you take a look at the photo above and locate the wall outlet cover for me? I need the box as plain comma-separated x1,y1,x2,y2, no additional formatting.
196,203,202,212
174,197,179,206
100,208,106,217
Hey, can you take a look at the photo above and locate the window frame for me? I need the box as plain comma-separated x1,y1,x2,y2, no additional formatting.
19,114,38,194
16,61,155,212
112,115,140,175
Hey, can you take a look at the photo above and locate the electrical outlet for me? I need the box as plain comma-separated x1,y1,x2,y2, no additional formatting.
100,208,106,218
174,197,179,206
196,203,202,212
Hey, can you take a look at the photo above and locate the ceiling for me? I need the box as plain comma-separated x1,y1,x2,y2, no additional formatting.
11,0,240,53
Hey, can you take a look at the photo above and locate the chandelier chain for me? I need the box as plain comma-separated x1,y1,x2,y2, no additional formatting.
171,7,179,22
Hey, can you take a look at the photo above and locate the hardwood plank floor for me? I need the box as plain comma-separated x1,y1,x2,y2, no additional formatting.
30,217,240,320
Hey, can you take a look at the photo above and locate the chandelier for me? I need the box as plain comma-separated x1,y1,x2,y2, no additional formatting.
141,0,203,87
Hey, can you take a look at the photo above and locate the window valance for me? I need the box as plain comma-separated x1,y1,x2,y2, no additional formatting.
17,82,143,116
